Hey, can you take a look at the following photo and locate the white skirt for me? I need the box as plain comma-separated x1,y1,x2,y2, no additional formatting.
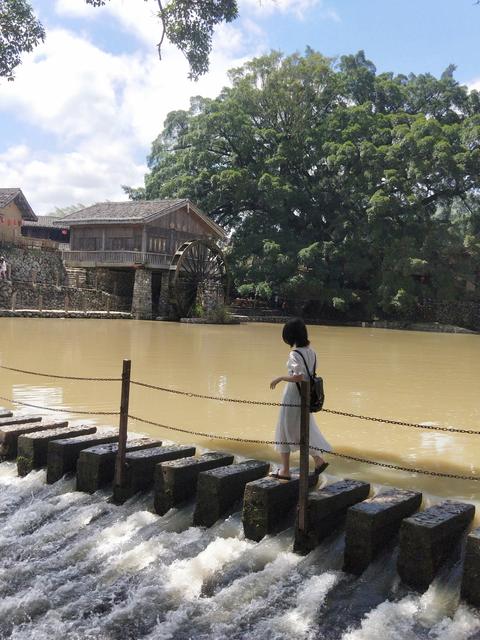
274,382,332,456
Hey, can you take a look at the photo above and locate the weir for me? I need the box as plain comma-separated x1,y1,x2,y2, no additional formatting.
0,409,477,636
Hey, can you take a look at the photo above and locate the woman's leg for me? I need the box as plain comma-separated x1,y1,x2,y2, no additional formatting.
312,454,328,472
279,452,290,477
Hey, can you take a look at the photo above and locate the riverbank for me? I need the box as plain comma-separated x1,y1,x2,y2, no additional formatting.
0,309,132,319
231,314,478,334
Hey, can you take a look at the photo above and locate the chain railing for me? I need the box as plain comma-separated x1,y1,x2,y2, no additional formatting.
1,359,479,485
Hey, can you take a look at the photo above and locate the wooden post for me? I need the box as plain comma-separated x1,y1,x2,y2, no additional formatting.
38,293,43,312
11,291,17,312
114,359,131,488
82,294,87,314
106,294,111,315
64,294,69,313
32,268,37,286
298,380,310,532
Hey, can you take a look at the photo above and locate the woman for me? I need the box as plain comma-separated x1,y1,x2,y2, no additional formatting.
270,318,332,480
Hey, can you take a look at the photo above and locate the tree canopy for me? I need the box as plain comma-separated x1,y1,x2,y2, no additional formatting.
0,0,45,80
1,0,238,80
131,49,480,320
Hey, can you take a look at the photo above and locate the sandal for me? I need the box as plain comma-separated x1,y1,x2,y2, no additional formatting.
314,462,329,475
269,471,292,481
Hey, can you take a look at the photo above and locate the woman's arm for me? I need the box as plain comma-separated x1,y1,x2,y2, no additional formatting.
270,374,303,389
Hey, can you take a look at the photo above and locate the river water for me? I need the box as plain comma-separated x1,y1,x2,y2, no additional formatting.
0,318,479,639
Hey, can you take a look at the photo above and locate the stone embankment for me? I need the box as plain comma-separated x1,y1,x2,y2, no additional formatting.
0,410,479,607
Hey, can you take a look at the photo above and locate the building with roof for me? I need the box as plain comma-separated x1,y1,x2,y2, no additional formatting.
0,188,37,242
21,216,70,245
60,199,227,319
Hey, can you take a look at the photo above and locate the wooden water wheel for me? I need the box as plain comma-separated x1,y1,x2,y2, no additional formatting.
168,239,229,317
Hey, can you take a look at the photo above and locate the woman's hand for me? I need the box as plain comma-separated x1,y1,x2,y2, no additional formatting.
270,377,283,389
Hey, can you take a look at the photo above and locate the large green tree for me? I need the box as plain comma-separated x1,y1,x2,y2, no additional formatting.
1,0,238,80
132,49,480,320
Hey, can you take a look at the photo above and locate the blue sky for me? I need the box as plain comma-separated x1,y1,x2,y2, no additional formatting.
0,0,479,214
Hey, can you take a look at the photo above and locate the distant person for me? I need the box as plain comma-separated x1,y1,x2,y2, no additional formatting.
269,318,331,480
0,256,7,280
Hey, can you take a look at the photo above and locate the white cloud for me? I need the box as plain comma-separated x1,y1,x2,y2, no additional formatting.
469,78,480,92
0,0,265,213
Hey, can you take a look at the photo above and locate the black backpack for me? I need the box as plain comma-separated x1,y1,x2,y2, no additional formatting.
294,349,325,413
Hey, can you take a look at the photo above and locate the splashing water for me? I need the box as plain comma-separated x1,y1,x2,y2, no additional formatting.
0,462,479,640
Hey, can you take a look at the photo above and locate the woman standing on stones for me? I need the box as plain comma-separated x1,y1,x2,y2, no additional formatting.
269,318,332,480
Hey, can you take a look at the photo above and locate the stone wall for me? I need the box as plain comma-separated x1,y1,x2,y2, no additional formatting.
416,300,480,332
0,241,67,285
0,280,12,308
10,282,123,311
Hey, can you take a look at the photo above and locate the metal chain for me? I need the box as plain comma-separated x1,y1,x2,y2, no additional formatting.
0,364,120,382
130,380,301,407
0,395,119,416
128,414,479,481
131,380,479,435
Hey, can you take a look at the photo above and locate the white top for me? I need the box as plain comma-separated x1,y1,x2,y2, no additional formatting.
287,346,316,380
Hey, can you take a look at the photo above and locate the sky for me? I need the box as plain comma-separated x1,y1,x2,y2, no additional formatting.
0,0,479,215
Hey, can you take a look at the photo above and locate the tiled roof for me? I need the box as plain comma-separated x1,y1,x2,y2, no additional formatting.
0,188,37,221
59,199,188,223
0,187,37,221
22,216,68,229
59,199,225,238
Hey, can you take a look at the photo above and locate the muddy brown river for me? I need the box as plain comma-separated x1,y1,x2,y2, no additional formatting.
0,318,479,508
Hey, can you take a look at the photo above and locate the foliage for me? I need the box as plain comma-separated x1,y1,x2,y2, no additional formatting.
0,0,45,80
134,49,480,322
1,0,237,80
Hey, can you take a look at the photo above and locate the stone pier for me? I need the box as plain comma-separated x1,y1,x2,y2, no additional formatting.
17,425,97,476
293,479,371,554
397,500,475,591
344,488,422,575
131,268,153,320
193,460,270,527
76,438,162,494
0,419,68,459
46,431,119,484
154,452,234,515
461,527,480,607
113,445,196,504
242,471,319,542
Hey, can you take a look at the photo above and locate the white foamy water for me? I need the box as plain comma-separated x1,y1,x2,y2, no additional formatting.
0,462,479,640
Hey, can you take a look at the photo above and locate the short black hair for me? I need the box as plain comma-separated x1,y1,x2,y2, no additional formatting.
282,318,310,347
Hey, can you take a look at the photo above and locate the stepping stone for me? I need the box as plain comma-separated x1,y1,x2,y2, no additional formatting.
46,430,119,484
344,488,422,575
398,500,475,591
0,414,42,428
76,437,162,494
193,460,270,528
0,419,68,459
17,425,97,476
293,479,371,553
154,452,234,515
243,470,319,542
113,445,196,504
461,527,480,607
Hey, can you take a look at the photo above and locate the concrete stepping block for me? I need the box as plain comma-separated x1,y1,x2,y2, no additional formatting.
0,408,13,419
17,425,97,476
398,500,475,591
0,419,68,459
461,527,480,607
46,431,119,484
193,460,270,528
242,470,319,543
113,445,196,504
344,488,422,575
154,452,235,515
0,414,42,428
76,437,162,494
293,479,371,554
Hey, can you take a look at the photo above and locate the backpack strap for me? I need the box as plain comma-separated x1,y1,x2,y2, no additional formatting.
293,349,316,381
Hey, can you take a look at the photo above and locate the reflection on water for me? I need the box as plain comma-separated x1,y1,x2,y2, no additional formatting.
0,318,479,504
